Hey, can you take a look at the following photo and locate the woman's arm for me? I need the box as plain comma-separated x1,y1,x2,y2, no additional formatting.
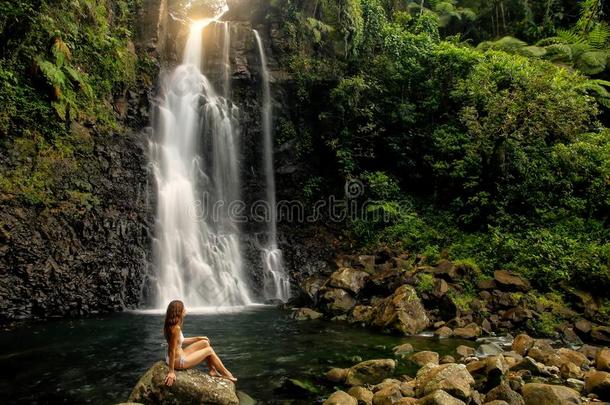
182,336,209,345
165,327,179,386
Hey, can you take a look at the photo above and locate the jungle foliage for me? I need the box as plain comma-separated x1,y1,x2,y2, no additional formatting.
270,0,610,294
0,0,142,206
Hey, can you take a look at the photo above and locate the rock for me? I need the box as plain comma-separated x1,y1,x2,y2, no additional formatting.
347,386,374,405
521,383,581,405
578,344,600,361
373,384,403,405
565,378,585,392
485,383,524,405
416,390,466,405
477,278,497,290
410,351,440,367
484,401,510,405
510,357,550,377
415,363,475,400
485,355,509,388
302,276,327,303
128,361,238,405
393,343,414,356
440,355,456,364
324,390,358,405
502,307,532,324
596,348,610,371
560,362,584,380
432,279,449,298
456,345,475,360
493,270,530,291
330,268,370,294
236,391,256,405
512,334,534,357
357,255,376,273
591,326,610,344
292,307,323,320
574,319,592,335
326,368,349,383
435,326,453,338
396,399,417,404
370,285,429,335
431,260,472,281
556,348,590,368
399,380,416,397
453,323,481,339
352,305,375,323
346,359,396,386
476,343,504,358
321,288,357,314
584,370,610,400
372,379,402,392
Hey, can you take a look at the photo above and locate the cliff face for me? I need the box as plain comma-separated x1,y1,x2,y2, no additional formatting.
0,0,161,320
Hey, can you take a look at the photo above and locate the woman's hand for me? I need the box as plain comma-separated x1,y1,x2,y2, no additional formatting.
198,336,210,342
165,371,176,387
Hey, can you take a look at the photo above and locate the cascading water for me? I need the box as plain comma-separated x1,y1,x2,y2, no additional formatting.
150,6,254,309
253,30,291,302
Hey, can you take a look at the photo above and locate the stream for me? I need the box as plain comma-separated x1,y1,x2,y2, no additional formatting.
0,306,474,404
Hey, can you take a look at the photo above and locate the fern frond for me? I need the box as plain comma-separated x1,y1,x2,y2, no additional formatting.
577,50,608,75
587,22,610,49
556,28,586,45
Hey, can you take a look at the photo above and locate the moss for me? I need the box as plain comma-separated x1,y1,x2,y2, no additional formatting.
527,312,561,338
0,0,143,208
448,290,477,313
415,272,435,295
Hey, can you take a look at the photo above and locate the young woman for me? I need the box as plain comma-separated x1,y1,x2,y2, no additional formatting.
163,300,237,386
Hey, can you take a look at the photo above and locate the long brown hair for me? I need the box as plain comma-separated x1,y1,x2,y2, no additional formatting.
164,300,185,342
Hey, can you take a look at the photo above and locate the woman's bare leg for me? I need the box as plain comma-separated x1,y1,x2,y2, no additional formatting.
183,340,218,375
206,350,236,382
182,347,236,382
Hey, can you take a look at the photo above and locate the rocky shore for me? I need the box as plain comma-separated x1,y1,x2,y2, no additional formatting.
320,334,610,404
291,249,610,346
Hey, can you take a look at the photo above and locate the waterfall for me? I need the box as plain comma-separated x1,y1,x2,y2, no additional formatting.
150,6,254,309
253,30,291,302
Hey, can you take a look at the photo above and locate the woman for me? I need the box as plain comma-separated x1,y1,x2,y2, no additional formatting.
163,300,237,386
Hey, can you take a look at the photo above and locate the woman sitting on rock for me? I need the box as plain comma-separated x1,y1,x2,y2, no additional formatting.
163,300,237,386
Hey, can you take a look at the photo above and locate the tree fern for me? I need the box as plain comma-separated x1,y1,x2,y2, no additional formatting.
578,79,610,108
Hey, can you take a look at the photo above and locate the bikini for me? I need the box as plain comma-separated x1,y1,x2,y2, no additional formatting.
165,330,186,369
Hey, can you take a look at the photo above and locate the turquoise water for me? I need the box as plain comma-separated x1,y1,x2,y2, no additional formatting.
0,306,472,404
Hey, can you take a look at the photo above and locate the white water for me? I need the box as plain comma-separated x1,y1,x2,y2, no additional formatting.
253,30,291,302
150,7,255,309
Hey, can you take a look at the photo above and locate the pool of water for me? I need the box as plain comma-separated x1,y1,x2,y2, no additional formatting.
0,306,473,404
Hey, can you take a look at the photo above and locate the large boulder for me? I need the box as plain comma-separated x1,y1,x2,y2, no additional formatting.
345,359,396,386
370,285,429,335
410,351,440,367
324,390,358,405
415,363,475,401
347,386,374,405
372,384,403,405
128,361,239,405
596,347,610,372
485,383,524,405
415,390,466,405
521,383,581,405
321,288,357,314
330,268,370,294
584,370,610,400
493,270,530,291
292,307,323,321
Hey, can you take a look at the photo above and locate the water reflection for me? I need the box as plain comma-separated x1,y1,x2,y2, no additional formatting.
0,307,472,404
